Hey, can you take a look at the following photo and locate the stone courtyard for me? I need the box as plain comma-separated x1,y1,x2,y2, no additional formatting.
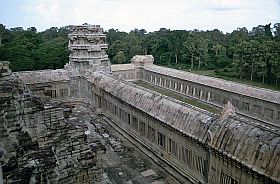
69,105,181,184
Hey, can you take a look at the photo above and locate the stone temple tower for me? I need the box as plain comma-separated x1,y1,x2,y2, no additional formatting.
67,24,111,74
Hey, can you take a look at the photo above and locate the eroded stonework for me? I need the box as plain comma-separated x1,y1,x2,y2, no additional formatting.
0,62,105,183
67,24,110,74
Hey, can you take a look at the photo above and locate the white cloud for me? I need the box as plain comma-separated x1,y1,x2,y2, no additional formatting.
19,0,280,32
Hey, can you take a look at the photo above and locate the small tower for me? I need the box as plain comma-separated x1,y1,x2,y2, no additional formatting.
67,24,111,73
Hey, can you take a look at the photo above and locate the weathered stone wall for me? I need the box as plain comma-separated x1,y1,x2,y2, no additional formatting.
14,69,70,100
111,64,135,80
110,56,280,128
0,62,104,184
141,65,280,128
111,55,154,81
76,71,280,184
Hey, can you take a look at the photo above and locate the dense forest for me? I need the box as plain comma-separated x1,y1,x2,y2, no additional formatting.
0,23,280,86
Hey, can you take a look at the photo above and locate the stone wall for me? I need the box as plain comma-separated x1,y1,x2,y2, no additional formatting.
0,62,104,184
69,70,280,184
14,69,70,100
110,56,280,128
111,64,135,80
142,66,280,127
111,55,154,81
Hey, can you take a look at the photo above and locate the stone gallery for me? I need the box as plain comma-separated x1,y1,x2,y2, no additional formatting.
0,25,280,184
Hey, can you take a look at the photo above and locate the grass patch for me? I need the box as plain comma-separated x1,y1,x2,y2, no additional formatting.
133,81,220,114
157,63,280,91
212,75,280,91
191,69,280,91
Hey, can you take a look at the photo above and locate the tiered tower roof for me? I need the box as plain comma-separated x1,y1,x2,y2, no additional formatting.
68,24,110,73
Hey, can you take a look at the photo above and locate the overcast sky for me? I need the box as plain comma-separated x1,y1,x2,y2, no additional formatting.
0,0,280,33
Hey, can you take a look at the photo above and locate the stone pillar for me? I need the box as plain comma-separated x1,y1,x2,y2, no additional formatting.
200,90,203,99
207,92,211,102
180,84,183,93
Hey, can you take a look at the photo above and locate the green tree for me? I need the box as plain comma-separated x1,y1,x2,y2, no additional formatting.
0,24,6,45
273,23,280,39
108,40,128,62
271,42,280,85
205,29,226,45
255,56,267,84
232,40,261,81
250,25,265,37
41,27,59,40
272,58,280,85
210,43,228,68
167,30,186,64
113,51,126,64
248,40,260,81
182,34,208,70
34,37,68,70
232,49,246,80
5,45,35,71
196,37,209,70
126,31,143,58
151,37,170,65
183,35,196,69
228,27,249,46
264,23,273,37
262,40,279,82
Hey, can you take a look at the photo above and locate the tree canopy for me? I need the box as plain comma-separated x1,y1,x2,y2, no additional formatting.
0,24,70,71
106,23,280,86
0,23,279,86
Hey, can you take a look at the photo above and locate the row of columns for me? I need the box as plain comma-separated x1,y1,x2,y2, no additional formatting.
150,74,211,102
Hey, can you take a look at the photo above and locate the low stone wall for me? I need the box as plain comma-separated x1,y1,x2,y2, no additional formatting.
14,70,71,99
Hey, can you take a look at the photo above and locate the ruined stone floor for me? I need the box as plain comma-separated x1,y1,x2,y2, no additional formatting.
68,105,181,184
